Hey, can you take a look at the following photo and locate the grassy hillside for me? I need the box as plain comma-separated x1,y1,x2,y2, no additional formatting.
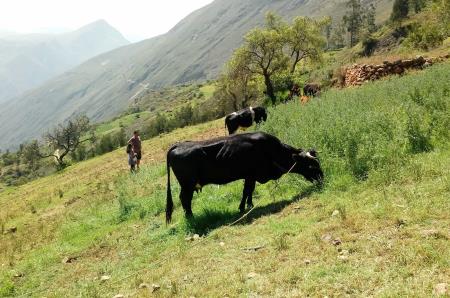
0,0,395,150
0,63,449,297
94,82,218,137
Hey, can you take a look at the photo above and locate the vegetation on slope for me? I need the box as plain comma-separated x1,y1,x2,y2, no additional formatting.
0,62,448,297
0,0,397,150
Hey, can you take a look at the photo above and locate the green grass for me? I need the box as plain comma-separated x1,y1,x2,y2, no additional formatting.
0,63,449,297
95,112,152,135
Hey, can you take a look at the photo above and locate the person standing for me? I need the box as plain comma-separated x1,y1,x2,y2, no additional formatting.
126,143,137,172
128,130,142,170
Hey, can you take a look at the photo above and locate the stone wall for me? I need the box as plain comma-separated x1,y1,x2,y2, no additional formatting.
343,55,449,87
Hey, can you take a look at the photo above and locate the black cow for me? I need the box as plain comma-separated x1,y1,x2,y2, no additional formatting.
303,83,321,97
224,107,267,135
286,84,301,102
166,132,323,223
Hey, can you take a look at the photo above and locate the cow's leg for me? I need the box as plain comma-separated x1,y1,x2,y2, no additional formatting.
180,188,194,218
245,180,256,209
229,124,238,135
240,179,255,212
239,180,249,213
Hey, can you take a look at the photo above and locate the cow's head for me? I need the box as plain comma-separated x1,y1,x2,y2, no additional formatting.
261,109,268,122
292,149,323,183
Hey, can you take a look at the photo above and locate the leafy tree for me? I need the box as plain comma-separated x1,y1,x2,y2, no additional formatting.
265,11,286,31
330,21,347,49
71,143,88,162
283,16,328,73
365,4,377,33
343,0,363,47
239,28,288,104
241,28,288,104
216,52,259,111
391,0,409,22
21,140,42,170
323,17,333,49
0,150,15,166
114,128,128,148
97,134,114,155
154,113,169,134
43,114,92,167
176,105,194,128
411,0,426,13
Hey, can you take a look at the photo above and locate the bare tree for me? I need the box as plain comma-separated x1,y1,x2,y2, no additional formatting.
43,115,92,167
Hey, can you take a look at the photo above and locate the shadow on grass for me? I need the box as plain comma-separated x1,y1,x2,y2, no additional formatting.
184,184,320,235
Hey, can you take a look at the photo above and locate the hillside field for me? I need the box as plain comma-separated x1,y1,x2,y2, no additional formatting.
0,63,449,297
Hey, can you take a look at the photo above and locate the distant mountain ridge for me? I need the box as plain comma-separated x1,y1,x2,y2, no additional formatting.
0,20,129,103
0,0,393,149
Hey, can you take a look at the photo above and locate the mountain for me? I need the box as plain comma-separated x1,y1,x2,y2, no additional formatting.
0,0,393,150
0,20,129,103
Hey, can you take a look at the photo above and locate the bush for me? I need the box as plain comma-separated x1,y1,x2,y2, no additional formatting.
361,35,378,57
97,134,115,155
71,144,88,162
404,22,446,50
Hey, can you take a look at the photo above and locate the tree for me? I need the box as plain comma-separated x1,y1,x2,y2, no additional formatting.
114,128,127,148
343,0,363,47
283,16,328,73
411,0,426,13
323,17,333,49
265,11,286,32
0,150,15,166
365,4,377,33
21,140,42,170
240,28,288,104
216,52,259,111
330,21,347,49
391,0,409,23
43,114,92,167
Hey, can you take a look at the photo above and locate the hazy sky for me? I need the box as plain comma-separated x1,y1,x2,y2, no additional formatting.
0,0,214,42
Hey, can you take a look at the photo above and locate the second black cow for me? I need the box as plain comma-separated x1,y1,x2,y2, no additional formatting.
166,132,323,223
225,106,267,135
303,83,321,97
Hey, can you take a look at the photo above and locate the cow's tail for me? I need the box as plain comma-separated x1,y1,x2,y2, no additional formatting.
166,148,174,224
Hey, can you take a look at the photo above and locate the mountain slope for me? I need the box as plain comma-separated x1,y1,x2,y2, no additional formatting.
0,0,393,149
0,20,129,103
0,63,448,296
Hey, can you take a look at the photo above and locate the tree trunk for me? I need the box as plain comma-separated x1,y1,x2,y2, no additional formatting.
263,73,276,105
290,51,300,74
56,149,69,169
229,91,239,111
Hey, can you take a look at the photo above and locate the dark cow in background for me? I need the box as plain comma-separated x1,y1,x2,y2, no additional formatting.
303,83,321,97
166,132,323,223
287,84,301,102
225,106,267,135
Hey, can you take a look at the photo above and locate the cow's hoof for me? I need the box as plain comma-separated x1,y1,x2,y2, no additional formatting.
247,203,254,209
239,207,245,214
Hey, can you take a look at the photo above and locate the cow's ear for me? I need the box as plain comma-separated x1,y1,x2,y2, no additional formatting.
292,151,307,161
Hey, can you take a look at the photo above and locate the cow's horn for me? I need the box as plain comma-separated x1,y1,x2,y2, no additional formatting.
306,152,316,159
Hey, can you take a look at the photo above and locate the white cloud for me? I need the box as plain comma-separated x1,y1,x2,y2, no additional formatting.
0,0,214,41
